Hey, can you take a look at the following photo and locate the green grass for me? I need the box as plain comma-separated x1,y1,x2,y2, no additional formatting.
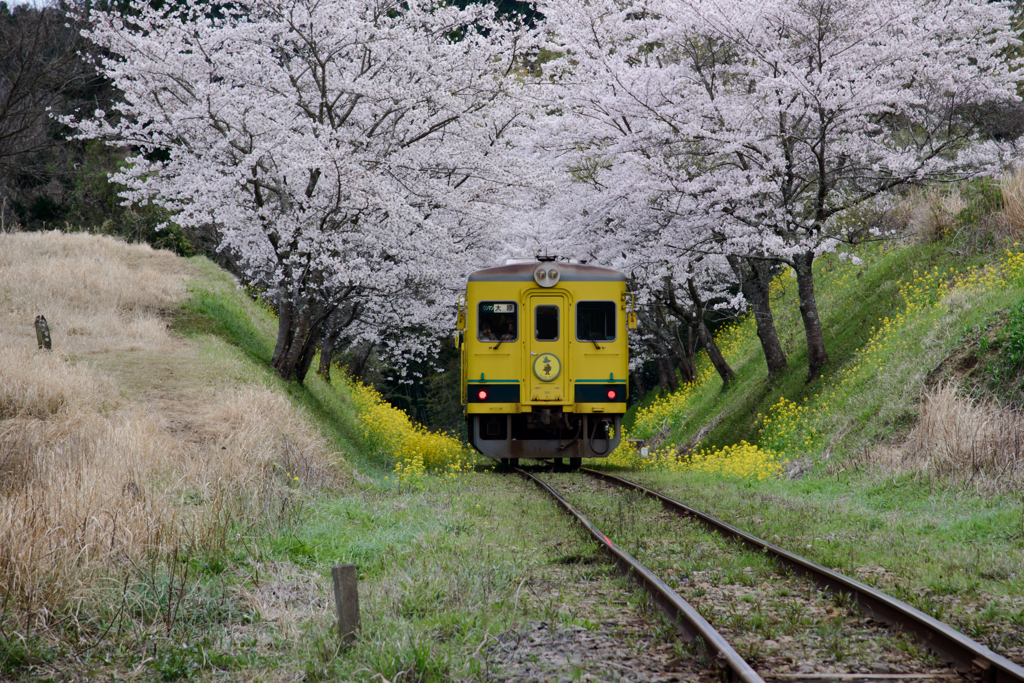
173,257,376,475
628,240,1007,455
545,473,949,669
0,634,55,675
605,213,1024,656
615,468,1024,655
971,296,1024,405
277,473,673,681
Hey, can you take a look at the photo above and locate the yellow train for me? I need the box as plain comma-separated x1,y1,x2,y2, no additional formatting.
457,258,635,466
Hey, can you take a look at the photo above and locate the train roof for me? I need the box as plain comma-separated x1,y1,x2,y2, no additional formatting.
468,261,626,283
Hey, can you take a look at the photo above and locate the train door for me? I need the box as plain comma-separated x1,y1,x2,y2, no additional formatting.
526,292,569,403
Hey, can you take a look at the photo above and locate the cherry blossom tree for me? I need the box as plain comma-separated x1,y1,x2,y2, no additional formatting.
70,0,535,381
504,151,742,387
533,0,1021,380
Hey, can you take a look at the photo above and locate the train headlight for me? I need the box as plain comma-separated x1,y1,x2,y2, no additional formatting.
534,265,560,288
478,390,488,401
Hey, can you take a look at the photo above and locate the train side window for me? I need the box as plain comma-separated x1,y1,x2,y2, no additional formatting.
576,301,616,341
478,302,517,341
535,305,559,341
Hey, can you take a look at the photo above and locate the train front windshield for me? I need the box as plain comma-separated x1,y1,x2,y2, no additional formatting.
576,301,616,341
479,302,518,341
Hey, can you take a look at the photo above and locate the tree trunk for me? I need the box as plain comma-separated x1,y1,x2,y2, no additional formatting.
294,335,318,384
686,278,734,385
672,317,697,384
317,301,361,382
697,322,734,384
665,357,680,393
630,368,646,402
317,325,343,382
662,277,734,385
274,298,313,381
793,250,829,381
728,255,787,377
348,342,375,383
684,325,696,380
636,303,684,391
294,305,341,384
669,332,695,384
272,295,294,369
656,356,679,394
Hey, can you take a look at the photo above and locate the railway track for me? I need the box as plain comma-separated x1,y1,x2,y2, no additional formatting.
513,466,1024,683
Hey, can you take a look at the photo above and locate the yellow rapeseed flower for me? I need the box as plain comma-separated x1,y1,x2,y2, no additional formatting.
345,379,476,483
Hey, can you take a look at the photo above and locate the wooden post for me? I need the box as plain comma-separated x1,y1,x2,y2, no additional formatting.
34,315,51,350
331,564,359,645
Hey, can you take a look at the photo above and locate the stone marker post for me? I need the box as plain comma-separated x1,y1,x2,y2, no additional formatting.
35,315,51,350
332,564,359,645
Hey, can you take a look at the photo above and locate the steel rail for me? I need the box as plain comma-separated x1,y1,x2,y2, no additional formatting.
581,467,1024,683
513,467,765,683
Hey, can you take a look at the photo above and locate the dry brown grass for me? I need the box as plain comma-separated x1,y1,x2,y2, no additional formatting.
890,187,968,243
0,231,347,636
201,387,337,488
883,183,1020,251
1002,166,1024,239
0,231,190,355
869,384,1023,494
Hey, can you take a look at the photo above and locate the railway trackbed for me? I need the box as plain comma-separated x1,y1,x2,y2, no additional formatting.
513,466,1024,683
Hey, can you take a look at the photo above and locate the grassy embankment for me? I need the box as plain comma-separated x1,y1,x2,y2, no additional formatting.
0,233,362,679
598,179,1024,658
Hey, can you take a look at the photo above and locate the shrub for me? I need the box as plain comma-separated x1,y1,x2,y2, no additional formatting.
345,380,476,483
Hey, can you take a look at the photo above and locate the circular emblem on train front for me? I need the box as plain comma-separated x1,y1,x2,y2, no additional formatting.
533,353,561,382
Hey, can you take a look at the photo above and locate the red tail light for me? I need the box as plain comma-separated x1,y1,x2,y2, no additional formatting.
478,390,488,400
607,390,617,399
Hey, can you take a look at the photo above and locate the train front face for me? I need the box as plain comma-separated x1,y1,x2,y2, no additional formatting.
459,261,631,461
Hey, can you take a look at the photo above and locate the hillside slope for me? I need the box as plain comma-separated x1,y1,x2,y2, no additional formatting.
0,231,356,679
598,186,1024,663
